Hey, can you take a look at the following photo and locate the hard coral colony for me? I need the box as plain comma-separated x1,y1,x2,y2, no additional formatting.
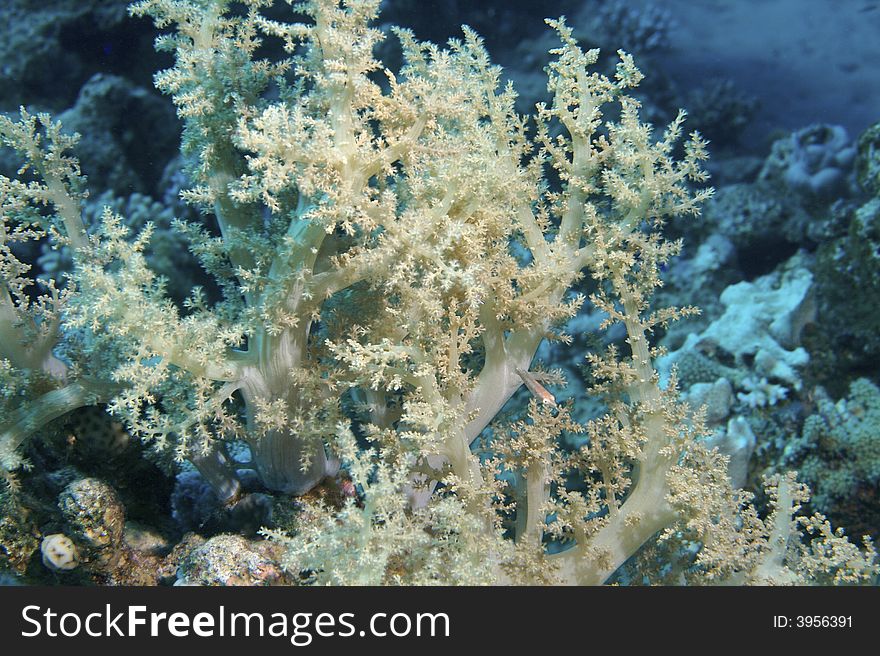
0,0,876,586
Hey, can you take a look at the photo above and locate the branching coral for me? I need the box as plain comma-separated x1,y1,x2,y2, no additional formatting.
0,0,875,585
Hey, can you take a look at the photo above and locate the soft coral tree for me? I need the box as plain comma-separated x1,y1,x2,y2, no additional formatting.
1,0,875,585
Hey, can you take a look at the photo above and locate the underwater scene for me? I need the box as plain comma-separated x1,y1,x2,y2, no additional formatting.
0,0,878,585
